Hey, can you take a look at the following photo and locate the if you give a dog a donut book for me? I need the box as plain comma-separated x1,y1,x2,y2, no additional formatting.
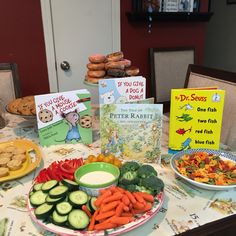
34,89,92,146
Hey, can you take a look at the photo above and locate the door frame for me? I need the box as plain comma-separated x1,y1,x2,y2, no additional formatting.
40,0,121,93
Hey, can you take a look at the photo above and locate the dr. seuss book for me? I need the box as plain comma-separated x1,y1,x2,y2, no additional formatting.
35,89,92,146
100,104,163,163
98,76,146,104
168,88,225,153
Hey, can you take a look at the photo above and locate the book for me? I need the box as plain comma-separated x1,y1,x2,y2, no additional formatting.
98,76,146,104
100,103,163,163
168,88,225,153
35,89,92,146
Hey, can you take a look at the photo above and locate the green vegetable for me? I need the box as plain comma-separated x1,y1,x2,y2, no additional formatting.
139,176,164,196
119,161,140,185
137,164,157,178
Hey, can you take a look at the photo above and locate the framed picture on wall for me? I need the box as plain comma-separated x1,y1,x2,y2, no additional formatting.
178,0,194,12
193,0,200,12
142,0,162,12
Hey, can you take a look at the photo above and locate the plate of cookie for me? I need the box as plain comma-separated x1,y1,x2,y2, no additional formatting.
0,139,42,182
6,96,36,119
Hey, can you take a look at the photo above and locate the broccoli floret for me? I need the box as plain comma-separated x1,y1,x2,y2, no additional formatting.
125,184,138,192
119,170,139,185
120,161,140,175
136,185,153,195
137,164,157,179
139,176,164,195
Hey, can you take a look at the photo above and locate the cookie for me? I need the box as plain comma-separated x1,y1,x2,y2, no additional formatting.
38,109,53,123
12,154,27,163
0,152,13,159
5,145,17,153
7,98,22,114
0,157,11,167
80,115,92,128
0,167,9,178
7,159,22,171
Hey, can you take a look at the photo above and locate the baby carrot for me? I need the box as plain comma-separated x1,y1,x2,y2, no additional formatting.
102,192,123,204
133,201,146,210
125,190,136,204
143,202,153,212
133,192,145,203
94,222,117,230
123,205,130,212
122,195,130,206
82,205,92,218
115,186,125,193
95,210,116,221
115,202,124,216
136,192,154,203
88,210,99,231
100,201,119,212
121,212,133,217
94,189,112,207
110,216,133,225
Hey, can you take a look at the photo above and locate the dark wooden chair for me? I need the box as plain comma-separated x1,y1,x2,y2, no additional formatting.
184,64,236,149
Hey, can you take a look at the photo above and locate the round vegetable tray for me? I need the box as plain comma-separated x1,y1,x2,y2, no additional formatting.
27,190,164,236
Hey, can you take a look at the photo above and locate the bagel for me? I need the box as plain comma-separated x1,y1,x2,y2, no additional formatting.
85,76,104,84
106,51,124,62
88,54,106,63
105,59,131,70
107,68,126,77
87,62,105,71
125,66,140,76
87,70,106,78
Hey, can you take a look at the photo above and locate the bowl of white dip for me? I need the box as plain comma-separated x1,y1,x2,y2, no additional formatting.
74,162,120,196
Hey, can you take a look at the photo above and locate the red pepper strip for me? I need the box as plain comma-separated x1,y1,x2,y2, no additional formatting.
59,162,76,174
61,171,74,180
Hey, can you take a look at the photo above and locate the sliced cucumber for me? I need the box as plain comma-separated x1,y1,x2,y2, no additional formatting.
68,209,90,229
89,197,97,213
61,179,79,191
49,185,68,199
56,201,72,215
35,203,54,219
68,190,88,208
33,183,43,191
46,195,65,205
41,180,59,193
30,190,47,207
52,210,68,226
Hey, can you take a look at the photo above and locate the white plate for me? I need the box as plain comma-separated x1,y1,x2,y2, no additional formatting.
27,191,164,236
170,148,236,191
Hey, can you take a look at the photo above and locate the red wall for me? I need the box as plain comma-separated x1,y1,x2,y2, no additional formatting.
120,0,209,96
0,0,49,96
0,0,209,98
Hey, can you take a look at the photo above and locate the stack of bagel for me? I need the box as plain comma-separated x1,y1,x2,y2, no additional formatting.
85,51,140,84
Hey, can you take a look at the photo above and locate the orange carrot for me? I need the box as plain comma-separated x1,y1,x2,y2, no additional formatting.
94,189,112,207
121,212,133,217
109,216,133,225
115,202,124,216
123,205,130,212
136,192,154,203
133,192,145,203
82,205,92,218
125,190,136,204
102,192,123,204
122,195,130,206
143,202,153,212
88,210,99,231
133,201,146,210
95,210,116,221
100,201,120,212
94,222,117,230
115,186,125,193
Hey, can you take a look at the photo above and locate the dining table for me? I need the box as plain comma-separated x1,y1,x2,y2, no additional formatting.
0,109,236,236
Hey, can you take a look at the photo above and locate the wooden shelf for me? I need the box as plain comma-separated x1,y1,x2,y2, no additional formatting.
126,12,213,22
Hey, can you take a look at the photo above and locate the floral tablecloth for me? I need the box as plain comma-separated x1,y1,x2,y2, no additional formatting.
0,113,236,236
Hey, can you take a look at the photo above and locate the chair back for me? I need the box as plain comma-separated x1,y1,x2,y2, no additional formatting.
0,63,21,105
185,64,236,149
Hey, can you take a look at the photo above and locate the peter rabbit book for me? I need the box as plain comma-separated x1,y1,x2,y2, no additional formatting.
168,88,225,153
98,76,146,104
100,103,163,163
35,89,92,146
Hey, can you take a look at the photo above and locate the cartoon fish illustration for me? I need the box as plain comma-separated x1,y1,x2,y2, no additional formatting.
176,127,192,135
176,113,193,122
179,103,193,111
181,138,192,150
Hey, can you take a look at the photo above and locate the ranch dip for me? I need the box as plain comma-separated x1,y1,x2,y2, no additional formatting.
80,171,115,185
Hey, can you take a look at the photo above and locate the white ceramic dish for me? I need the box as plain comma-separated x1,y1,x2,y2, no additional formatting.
170,148,236,191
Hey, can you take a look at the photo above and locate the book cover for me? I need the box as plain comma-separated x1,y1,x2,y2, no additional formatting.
168,88,225,153
98,76,146,104
35,89,92,146
100,104,163,163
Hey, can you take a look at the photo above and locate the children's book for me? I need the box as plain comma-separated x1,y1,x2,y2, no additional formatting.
168,88,225,153
98,76,146,104
100,103,163,163
35,89,92,146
